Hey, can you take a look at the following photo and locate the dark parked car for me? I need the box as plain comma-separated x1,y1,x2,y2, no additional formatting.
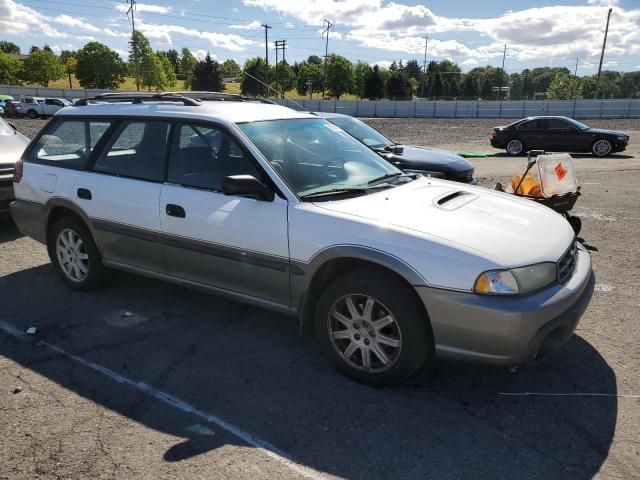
315,112,477,184
491,116,629,157
2,100,22,118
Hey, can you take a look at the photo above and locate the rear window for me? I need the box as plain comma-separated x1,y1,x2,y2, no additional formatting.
29,119,112,168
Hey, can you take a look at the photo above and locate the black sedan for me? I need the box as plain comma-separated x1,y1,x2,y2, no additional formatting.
315,112,476,184
491,116,629,157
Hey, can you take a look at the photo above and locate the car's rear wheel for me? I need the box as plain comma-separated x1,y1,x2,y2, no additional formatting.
26,109,38,119
315,269,433,386
506,139,524,156
592,139,612,157
47,217,107,291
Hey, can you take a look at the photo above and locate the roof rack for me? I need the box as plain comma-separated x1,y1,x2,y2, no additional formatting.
74,93,201,107
165,91,275,105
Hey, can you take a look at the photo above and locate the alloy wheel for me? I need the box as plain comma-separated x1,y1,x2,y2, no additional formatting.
56,228,89,282
593,139,611,156
507,139,523,155
328,294,402,372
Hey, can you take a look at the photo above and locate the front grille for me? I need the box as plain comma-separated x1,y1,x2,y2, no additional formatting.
558,241,578,284
0,166,14,176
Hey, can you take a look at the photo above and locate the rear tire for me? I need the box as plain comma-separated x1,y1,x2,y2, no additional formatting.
47,217,107,291
506,139,524,156
26,109,38,119
315,269,433,386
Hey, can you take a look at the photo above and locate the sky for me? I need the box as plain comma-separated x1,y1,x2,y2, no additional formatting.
1,0,639,74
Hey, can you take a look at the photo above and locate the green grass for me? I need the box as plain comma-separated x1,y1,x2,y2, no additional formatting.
21,75,359,100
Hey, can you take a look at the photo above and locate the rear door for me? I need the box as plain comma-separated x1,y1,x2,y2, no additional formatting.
76,119,170,273
160,122,290,305
515,119,544,150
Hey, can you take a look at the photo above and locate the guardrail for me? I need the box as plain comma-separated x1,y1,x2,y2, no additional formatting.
2,85,638,119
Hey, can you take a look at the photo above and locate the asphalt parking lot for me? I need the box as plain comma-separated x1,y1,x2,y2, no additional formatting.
1,117,639,479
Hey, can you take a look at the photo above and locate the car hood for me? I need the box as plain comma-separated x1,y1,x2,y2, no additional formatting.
0,132,30,165
585,128,628,137
314,177,574,267
382,145,472,173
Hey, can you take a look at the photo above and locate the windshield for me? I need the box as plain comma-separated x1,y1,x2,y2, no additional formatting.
0,117,14,136
565,118,590,130
239,118,402,197
326,116,392,149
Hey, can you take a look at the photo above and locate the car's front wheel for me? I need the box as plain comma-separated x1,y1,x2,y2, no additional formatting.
47,217,107,291
592,139,612,157
315,269,433,386
506,139,524,156
26,109,38,119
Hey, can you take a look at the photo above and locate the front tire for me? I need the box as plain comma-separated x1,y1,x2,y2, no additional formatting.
26,109,38,119
47,217,107,291
592,139,612,157
506,139,524,156
315,269,433,386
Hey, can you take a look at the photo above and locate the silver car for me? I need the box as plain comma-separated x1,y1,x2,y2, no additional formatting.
0,117,30,214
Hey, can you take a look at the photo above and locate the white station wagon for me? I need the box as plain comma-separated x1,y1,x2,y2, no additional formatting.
11,93,595,385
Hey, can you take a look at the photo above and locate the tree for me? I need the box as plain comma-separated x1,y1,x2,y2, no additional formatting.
165,49,180,73
295,61,323,98
547,74,583,100
461,74,478,98
352,61,371,99
307,55,323,65
220,59,241,77
140,54,166,91
76,41,125,89
619,72,640,99
509,73,523,100
386,72,412,100
190,53,224,92
158,55,177,88
241,57,268,96
129,31,153,91
429,72,443,98
0,51,22,84
389,60,398,72
480,77,493,99
0,41,20,54
62,55,77,89
402,59,422,77
271,61,295,95
324,54,353,99
363,65,385,100
21,49,64,87
180,48,197,88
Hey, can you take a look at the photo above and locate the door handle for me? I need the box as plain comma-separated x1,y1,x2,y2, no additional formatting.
166,204,186,218
77,188,92,200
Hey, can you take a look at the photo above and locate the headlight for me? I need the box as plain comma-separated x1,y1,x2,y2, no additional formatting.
474,262,556,295
404,169,446,179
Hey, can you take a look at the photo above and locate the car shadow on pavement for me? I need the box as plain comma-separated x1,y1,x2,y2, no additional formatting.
0,218,22,244
0,265,618,479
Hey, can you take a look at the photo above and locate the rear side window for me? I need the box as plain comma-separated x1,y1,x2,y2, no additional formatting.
93,120,170,182
518,120,539,130
30,119,112,168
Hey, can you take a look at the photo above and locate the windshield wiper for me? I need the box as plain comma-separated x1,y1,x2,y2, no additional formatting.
299,187,369,200
367,172,413,185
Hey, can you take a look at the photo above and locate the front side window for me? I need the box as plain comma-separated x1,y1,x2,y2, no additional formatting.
327,116,392,149
93,120,170,182
30,119,112,168
546,118,572,130
518,120,539,130
168,123,262,191
239,118,401,197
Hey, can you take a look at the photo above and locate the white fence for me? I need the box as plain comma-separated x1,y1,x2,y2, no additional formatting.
2,85,638,119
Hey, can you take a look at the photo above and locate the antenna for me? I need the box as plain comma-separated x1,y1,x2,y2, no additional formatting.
243,70,315,115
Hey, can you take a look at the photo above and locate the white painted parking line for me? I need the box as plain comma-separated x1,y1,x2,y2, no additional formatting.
0,321,329,480
594,284,614,293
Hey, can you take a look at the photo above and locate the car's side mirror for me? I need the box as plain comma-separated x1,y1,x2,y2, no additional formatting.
7,122,16,131
222,175,274,201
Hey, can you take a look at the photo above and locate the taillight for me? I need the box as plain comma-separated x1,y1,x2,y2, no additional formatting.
13,159,23,183
491,131,497,139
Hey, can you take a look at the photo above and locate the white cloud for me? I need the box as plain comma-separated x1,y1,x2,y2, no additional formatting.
462,58,479,66
587,0,618,6
115,3,172,14
229,20,262,30
137,20,256,51
371,60,392,69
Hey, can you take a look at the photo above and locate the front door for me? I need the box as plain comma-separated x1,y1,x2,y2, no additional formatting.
160,122,290,305
541,118,584,151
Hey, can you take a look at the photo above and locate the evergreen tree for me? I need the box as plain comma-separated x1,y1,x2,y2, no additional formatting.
128,31,153,91
363,65,385,100
190,53,224,91
386,72,412,100
241,57,268,97
480,77,493,99
461,74,477,98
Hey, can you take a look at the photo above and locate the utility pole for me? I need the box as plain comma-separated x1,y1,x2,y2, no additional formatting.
523,69,529,100
126,0,139,91
420,35,428,98
275,40,286,97
574,57,579,76
261,23,271,89
497,43,506,101
321,19,333,97
307,79,313,99
595,7,613,99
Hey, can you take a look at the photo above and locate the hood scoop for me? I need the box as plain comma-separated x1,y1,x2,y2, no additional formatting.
434,190,477,210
